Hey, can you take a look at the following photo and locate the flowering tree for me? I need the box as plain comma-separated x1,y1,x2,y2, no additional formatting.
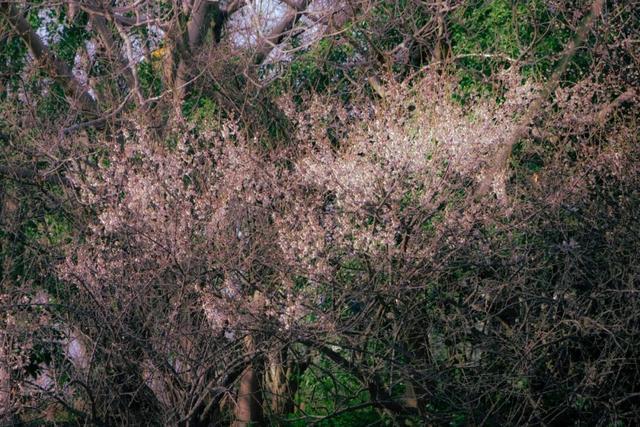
1,0,639,425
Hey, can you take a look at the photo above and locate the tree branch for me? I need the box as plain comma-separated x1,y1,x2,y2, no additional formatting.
254,0,312,64
1,3,99,117
298,338,421,417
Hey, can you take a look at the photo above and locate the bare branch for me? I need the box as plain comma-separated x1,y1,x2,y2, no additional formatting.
1,3,98,116
254,0,313,64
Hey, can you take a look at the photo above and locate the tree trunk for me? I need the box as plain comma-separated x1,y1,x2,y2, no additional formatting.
172,0,218,112
233,336,263,426
264,346,309,418
0,333,12,422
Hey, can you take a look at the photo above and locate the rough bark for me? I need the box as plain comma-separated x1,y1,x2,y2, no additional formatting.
233,336,263,426
264,346,307,416
172,0,220,110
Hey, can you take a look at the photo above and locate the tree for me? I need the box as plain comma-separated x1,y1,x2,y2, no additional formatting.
1,0,639,425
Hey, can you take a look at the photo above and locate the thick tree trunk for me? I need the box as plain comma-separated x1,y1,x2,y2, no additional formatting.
265,349,290,416
432,0,448,65
172,0,218,112
233,336,263,426
234,366,262,426
264,346,308,417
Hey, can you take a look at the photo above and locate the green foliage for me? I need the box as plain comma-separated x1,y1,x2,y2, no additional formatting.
2,8,90,117
452,1,522,60
276,38,356,101
36,81,70,119
24,212,73,246
0,36,28,93
182,95,218,123
287,356,385,426
138,60,163,98
450,0,571,101
55,13,89,64
370,0,431,48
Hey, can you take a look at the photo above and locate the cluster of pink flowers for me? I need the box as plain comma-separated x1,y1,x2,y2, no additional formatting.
57,73,536,344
